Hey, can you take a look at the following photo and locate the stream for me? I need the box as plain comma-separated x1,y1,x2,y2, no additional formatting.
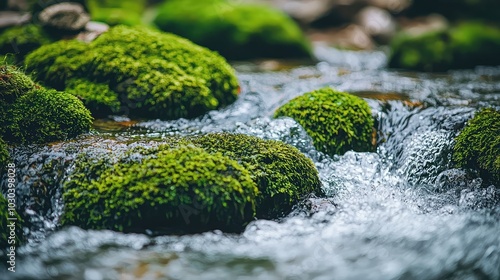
2,46,500,280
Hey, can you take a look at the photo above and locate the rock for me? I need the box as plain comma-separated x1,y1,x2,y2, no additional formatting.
61,133,322,233
190,133,323,219
24,25,239,120
355,6,396,43
0,65,93,144
62,145,259,233
0,12,31,29
38,2,90,31
397,14,449,37
453,108,500,186
366,0,411,13
270,0,336,24
75,21,109,42
274,87,375,156
153,0,311,60
309,24,375,50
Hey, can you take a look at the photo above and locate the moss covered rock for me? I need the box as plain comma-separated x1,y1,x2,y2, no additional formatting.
62,145,259,233
453,108,500,186
274,87,374,156
153,0,311,60
0,64,92,144
389,22,500,71
87,0,145,26
0,195,23,250
190,133,322,218
25,25,239,119
4,89,93,144
0,24,53,63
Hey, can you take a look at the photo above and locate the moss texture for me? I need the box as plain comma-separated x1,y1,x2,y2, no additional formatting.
0,64,92,144
389,22,500,71
87,0,145,26
0,24,53,63
153,0,311,60
25,25,239,119
453,108,500,186
62,145,259,233
0,194,23,249
190,133,323,218
0,138,9,173
274,87,374,156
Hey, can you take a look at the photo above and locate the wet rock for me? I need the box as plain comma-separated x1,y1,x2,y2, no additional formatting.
38,2,90,31
366,0,411,13
397,14,449,37
75,21,109,42
271,0,336,24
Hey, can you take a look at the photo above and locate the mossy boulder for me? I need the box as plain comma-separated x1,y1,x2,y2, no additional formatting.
87,0,145,26
153,0,311,60
0,195,23,250
453,108,500,186
190,133,323,218
0,64,92,144
0,24,53,63
25,25,239,119
274,87,374,157
62,145,259,233
389,22,500,71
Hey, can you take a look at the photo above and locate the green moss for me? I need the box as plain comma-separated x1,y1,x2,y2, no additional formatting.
190,133,322,218
0,24,53,63
274,87,374,156
0,138,9,173
25,25,239,119
453,108,500,185
3,88,93,143
389,22,500,71
0,194,23,249
153,0,311,60
61,145,259,233
0,64,36,104
87,0,146,26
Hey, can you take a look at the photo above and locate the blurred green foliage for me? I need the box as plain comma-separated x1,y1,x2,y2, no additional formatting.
154,0,311,60
389,22,500,71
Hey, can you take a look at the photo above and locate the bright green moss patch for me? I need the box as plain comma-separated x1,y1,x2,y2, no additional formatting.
25,25,239,119
4,89,93,144
389,22,500,71
0,24,53,63
153,0,311,60
87,0,145,26
453,108,500,185
190,133,323,218
62,145,259,233
0,194,23,249
274,87,374,157
0,64,92,144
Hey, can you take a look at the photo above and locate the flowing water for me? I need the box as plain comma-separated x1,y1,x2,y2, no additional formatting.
2,46,500,280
